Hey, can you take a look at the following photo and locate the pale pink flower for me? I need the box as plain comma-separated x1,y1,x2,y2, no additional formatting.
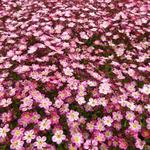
39,98,52,109
0,124,10,138
105,130,112,139
28,45,37,54
88,98,98,107
23,130,35,143
34,136,47,149
71,133,84,147
125,111,135,121
112,111,123,121
135,139,145,150
95,119,105,132
86,122,95,132
67,110,79,122
39,118,51,131
11,127,24,139
52,130,66,144
10,138,24,150
95,132,106,143
63,67,74,76
101,21,109,28
140,84,150,95
99,82,112,94
98,97,108,107
129,120,141,132
80,32,89,39
76,96,86,105
0,98,12,107
103,116,113,127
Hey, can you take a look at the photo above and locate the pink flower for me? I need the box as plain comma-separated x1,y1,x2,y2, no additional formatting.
118,138,128,150
39,98,52,109
28,45,37,54
1,111,12,123
129,120,141,132
63,67,74,76
52,130,66,144
31,112,40,123
99,82,112,95
139,84,150,95
23,130,35,143
113,111,123,121
103,116,113,127
125,111,135,121
11,127,24,139
0,98,12,107
95,119,105,131
95,132,106,143
86,121,95,132
135,139,145,150
34,136,47,149
67,110,79,122
10,138,24,150
88,98,98,107
0,124,10,138
39,118,51,131
75,96,86,105
18,112,32,127
71,132,84,147
80,32,89,39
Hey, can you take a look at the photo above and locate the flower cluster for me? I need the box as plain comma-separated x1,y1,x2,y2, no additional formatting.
0,0,150,149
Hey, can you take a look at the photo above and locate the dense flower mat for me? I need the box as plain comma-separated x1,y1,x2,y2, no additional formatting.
0,0,150,149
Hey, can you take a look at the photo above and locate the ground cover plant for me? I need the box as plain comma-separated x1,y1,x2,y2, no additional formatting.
0,0,150,149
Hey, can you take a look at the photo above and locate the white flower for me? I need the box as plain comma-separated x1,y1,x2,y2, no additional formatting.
76,96,86,105
87,80,97,87
63,67,74,76
39,118,51,131
140,84,150,95
101,21,109,28
88,98,98,107
34,136,47,149
28,46,37,54
52,130,66,144
23,130,35,143
0,124,10,138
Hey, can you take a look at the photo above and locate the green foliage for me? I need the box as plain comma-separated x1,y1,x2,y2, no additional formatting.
37,108,45,117
12,99,21,118
145,139,150,144
136,81,144,88
46,131,53,143
10,72,21,81
122,119,128,128
57,143,68,150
